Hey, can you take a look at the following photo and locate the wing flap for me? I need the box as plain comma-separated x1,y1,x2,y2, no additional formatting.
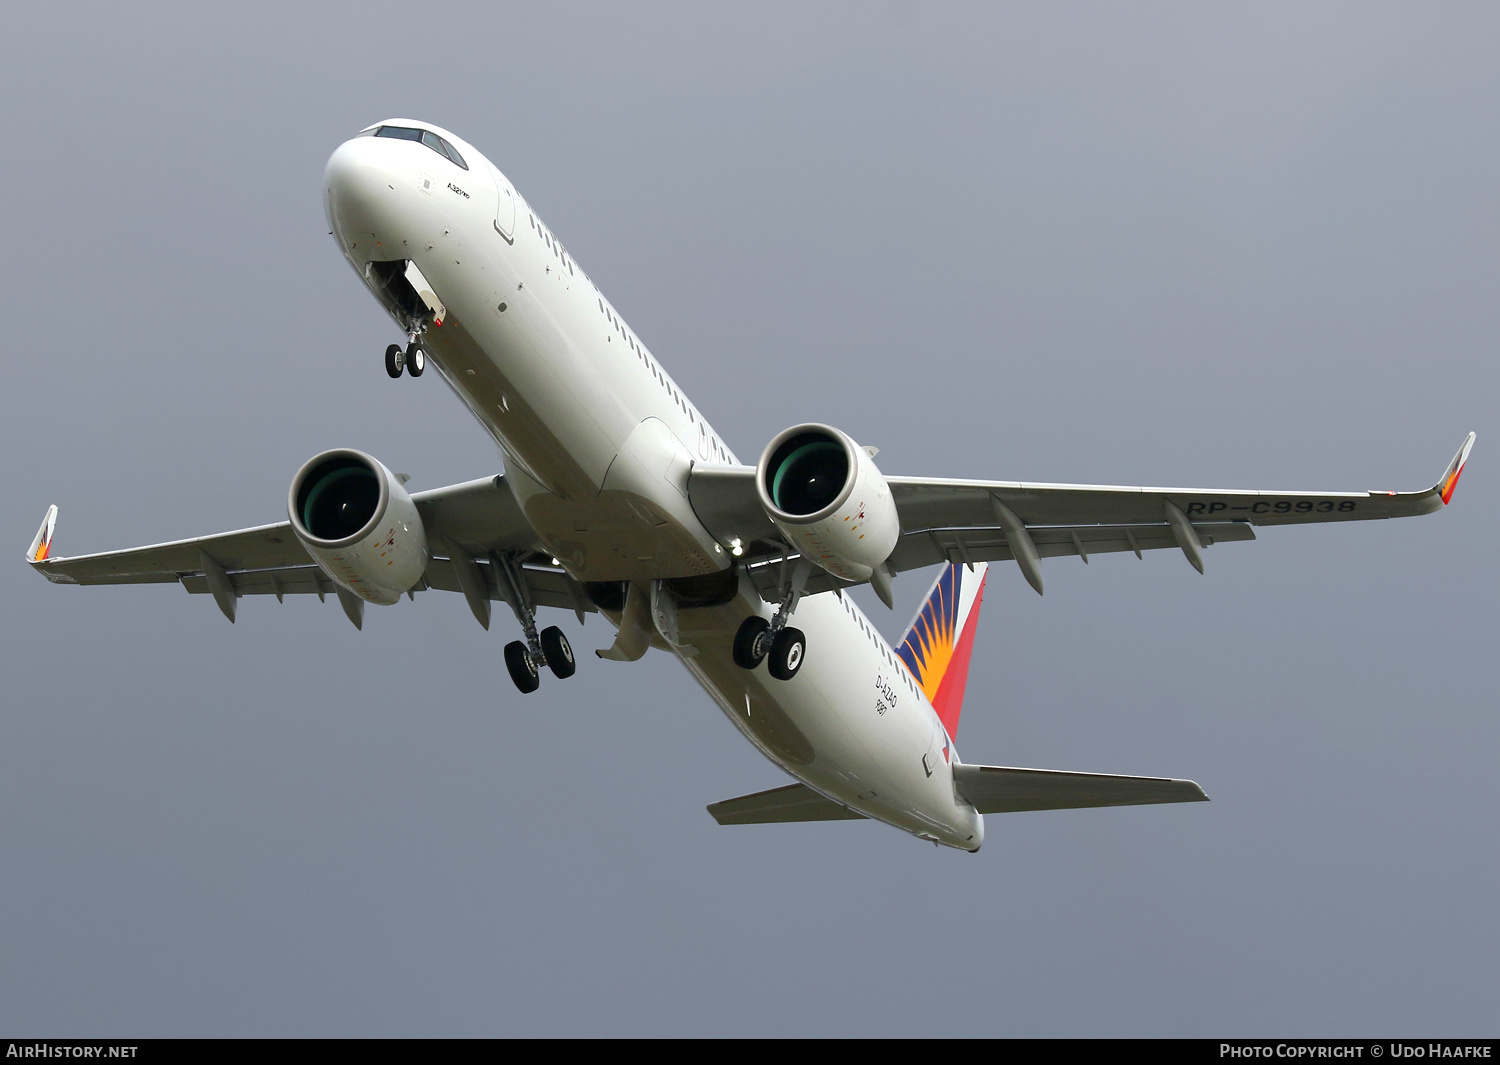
178,565,333,598
166,555,594,615
736,521,1255,603
422,556,596,615
890,479,1437,532
887,520,1257,572
707,782,867,825
953,764,1209,813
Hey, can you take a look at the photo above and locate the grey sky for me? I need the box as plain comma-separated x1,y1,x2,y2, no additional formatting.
2,2,1495,1036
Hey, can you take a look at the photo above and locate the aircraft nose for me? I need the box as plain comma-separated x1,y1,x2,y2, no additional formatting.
324,134,413,252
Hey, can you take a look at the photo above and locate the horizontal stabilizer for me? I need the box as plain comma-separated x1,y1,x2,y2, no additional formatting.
953,764,1208,813
707,782,866,825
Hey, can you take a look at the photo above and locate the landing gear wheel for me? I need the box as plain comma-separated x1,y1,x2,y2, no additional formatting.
384,344,404,378
767,627,806,681
540,626,575,679
405,342,425,377
733,616,771,671
504,640,540,694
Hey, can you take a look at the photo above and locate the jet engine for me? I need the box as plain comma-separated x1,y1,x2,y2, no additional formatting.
288,449,429,604
755,424,900,582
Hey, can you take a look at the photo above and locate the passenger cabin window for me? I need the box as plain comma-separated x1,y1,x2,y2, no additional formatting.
370,125,469,170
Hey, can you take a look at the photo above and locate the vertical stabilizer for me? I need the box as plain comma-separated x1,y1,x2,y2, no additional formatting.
895,562,988,740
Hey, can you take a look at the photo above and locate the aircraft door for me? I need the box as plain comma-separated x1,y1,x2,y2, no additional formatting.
490,163,516,242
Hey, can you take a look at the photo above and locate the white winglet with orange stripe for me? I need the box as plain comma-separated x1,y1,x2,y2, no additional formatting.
1438,432,1476,505
27,505,58,563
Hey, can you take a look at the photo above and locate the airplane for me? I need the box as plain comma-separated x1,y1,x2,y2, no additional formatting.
26,119,1475,852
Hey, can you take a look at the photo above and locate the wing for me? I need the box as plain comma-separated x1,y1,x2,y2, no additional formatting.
688,433,1474,598
26,476,596,623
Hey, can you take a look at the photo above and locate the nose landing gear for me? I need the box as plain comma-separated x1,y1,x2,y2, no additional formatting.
384,321,428,378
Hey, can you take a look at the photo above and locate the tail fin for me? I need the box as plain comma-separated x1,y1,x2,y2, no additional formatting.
895,562,988,741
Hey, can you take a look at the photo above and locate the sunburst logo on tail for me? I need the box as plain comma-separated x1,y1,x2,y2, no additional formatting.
895,562,988,741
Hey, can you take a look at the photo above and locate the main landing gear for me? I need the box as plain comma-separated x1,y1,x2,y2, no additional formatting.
732,555,812,682
384,321,427,379
733,616,806,681
493,551,577,694
503,625,574,694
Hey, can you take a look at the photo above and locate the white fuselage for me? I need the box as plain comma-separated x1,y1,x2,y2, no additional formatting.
324,122,983,850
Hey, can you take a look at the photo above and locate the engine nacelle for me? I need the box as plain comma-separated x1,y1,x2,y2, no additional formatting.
288,449,429,605
755,424,900,582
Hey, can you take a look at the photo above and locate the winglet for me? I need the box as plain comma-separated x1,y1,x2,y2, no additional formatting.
1438,432,1476,505
26,505,58,563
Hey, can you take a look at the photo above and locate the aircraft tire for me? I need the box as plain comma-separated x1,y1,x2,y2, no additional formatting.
767,627,806,681
385,344,404,378
504,640,540,694
540,625,576,679
732,616,770,670
406,342,425,377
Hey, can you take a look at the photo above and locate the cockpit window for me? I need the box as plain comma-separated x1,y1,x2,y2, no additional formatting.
371,125,468,170
375,125,424,143
420,131,465,169
433,134,468,170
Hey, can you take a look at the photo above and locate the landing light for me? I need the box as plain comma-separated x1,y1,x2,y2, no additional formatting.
729,538,744,557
